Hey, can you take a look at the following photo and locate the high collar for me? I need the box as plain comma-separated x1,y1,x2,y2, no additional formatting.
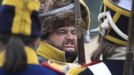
37,41,66,62
25,46,39,64
0,46,39,67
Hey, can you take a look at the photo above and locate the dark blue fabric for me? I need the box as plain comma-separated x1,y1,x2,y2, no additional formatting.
31,11,41,38
0,64,64,75
103,60,134,75
79,60,134,75
79,68,94,75
103,60,124,75
0,5,14,34
0,69,5,75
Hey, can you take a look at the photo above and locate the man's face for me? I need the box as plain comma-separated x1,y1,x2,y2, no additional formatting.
47,26,77,53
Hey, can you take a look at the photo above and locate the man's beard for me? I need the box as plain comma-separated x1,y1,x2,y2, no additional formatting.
63,39,77,62
46,38,77,62
65,50,77,62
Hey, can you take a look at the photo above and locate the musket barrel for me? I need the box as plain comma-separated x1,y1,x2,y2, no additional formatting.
74,0,85,64
123,0,134,75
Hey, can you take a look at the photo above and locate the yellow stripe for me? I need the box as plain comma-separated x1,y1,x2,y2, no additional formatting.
104,4,106,12
68,67,86,75
21,10,32,36
12,9,22,35
104,0,130,17
11,1,31,36
104,35,127,46
25,46,39,64
0,46,39,67
3,0,22,7
113,13,120,23
2,0,40,36
0,51,5,67
80,0,90,30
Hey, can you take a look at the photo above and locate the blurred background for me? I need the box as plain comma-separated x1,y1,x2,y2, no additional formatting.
84,0,103,38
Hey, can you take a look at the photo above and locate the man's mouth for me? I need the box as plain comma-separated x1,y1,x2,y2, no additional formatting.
64,44,75,48
64,45,74,48
64,41,75,49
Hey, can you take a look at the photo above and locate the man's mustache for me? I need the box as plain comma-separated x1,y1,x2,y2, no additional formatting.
64,39,75,44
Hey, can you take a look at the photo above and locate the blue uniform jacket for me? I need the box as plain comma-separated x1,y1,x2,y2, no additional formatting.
0,65,62,75
0,46,65,75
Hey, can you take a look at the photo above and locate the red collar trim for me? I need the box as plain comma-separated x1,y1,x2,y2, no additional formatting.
81,61,101,67
41,61,65,74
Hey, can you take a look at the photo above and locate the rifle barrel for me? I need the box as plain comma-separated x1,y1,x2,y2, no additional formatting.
123,0,134,75
74,0,85,64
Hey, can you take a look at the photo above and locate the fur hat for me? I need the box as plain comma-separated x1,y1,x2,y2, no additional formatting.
39,0,91,42
0,0,41,38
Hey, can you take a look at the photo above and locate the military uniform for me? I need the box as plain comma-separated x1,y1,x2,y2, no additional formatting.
0,47,63,75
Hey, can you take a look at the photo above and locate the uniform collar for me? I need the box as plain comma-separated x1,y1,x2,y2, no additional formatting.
37,41,66,62
0,46,39,67
25,46,39,64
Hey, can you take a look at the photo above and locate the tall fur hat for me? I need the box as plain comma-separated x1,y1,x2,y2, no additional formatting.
0,0,41,38
39,0,91,41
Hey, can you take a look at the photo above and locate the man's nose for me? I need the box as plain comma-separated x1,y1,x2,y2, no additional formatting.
65,33,74,40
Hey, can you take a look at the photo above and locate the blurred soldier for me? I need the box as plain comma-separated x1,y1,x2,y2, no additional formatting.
0,0,64,75
67,0,134,75
37,0,90,73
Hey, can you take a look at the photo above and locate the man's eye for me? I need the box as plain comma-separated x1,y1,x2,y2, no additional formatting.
56,30,66,34
72,31,77,35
